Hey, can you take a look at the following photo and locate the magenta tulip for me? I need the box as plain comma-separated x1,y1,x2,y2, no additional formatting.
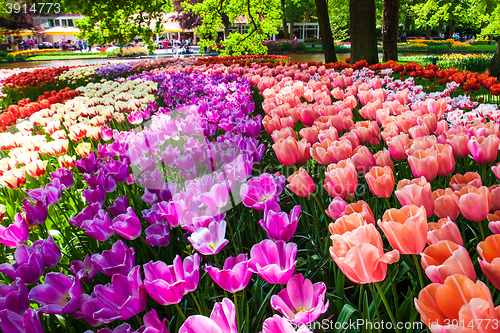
205,254,252,293
248,240,297,284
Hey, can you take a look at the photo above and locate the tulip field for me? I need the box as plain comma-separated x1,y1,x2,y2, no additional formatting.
2,55,500,333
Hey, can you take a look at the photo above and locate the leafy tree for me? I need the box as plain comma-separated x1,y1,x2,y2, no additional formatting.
0,0,39,31
172,0,202,30
483,1,500,77
327,0,349,41
64,0,172,51
183,0,281,55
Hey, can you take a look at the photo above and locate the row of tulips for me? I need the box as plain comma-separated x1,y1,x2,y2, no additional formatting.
1,56,500,333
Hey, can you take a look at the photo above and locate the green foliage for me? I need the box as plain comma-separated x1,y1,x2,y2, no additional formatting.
327,0,349,41
184,0,282,55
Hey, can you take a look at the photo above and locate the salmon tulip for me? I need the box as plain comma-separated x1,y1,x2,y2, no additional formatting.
453,185,491,222
421,240,476,284
329,224,400,284
408,149,438,182
324,159,358,199
287,168,315,197
432,188,460,221
478,235,500,290
395,177,434,218
378,205,428,254
427,217,463,246
415,274,500,332
272,137,310,166
365,166,394,198
329,213,366,236
342,200,376,225
449,172,482,192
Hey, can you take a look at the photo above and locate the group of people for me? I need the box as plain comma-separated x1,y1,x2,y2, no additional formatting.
156,36,193,54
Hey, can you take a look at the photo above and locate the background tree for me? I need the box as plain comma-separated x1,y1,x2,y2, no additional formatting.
66,0,172,51
327,0,349,41
315,0,337,62
172,0,202,30
382,0,399,61
0,0,39,31
184,0,281,55
483,3,500,77
349,0,378,64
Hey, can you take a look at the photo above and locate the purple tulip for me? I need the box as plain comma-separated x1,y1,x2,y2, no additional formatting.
240,173,282,211
0,214,29,248
103,158,130,183
248,240,297,284
198,183,230,209
28,272,83,315
259,205,301,242
91,323,132,333
270,274,329,325
135,309,170,333
111,207,142,240
188,220,229,255
21,198,47,227
50,168,74,190
75,151,99,174
83,185,106,205
0,278,29,314
179,298,236,333
0,308,44,333
145,223,170,247
92,266,147,323
91,240,135,277
142,205,164,225
262,315,313,333
108,196,130,217
0,243,45,284
27,183,61,206
32,236,61,267
80,206,114,241
205,254,252,293
74,294,104,327
143,254,199,305
71,254,99,283
69,203,101,228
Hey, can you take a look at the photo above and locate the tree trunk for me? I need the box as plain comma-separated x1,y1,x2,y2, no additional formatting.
382,0,399,62
426,25,431,39
289,11,295,40
488,40,500,79
281,0,289,40
404,16,411,30
437,22,442,37
350,0,378,64
449,19,456,38
221,13,230,41
315,0,337,63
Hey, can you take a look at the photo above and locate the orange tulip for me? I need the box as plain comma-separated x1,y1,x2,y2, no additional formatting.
453,185,491,222
378,205,427,254
324,159,358,199
329,213,366,236
329,224,400,284
287,167,315,197
395,177,434,218
342,200,376,225
373,148,393,170
421,240,476,284
408,148,438,182
365,166,394,198
478,235,500,290
432,188,460,221
310,139,334,165
427,217,463,246
449,172,482,192
272,137,310,165
415,275,500,332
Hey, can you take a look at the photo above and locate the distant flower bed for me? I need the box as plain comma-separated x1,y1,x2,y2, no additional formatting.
407,39,471,51
6,49,64,61
263,40,306,52
400,54,493,73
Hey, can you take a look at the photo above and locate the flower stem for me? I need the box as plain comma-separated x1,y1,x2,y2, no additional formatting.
374,282,400,333
233,292,241,331
174,303,187,322
368,283,381,333
191,292,203,315
478,221,486,241
412,254,425,289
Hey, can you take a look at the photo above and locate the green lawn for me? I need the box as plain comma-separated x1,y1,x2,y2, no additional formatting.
469,44,497,52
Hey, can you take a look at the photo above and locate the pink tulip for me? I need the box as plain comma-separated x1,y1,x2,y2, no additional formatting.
427,217,463,246
468,134,500,164
179,298,237,333
395,177,434,218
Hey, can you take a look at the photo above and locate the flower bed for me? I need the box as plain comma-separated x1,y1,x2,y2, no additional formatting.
0,56,499,333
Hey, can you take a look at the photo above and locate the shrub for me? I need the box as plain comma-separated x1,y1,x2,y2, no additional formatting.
295,41,306,51
280,40,293,51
